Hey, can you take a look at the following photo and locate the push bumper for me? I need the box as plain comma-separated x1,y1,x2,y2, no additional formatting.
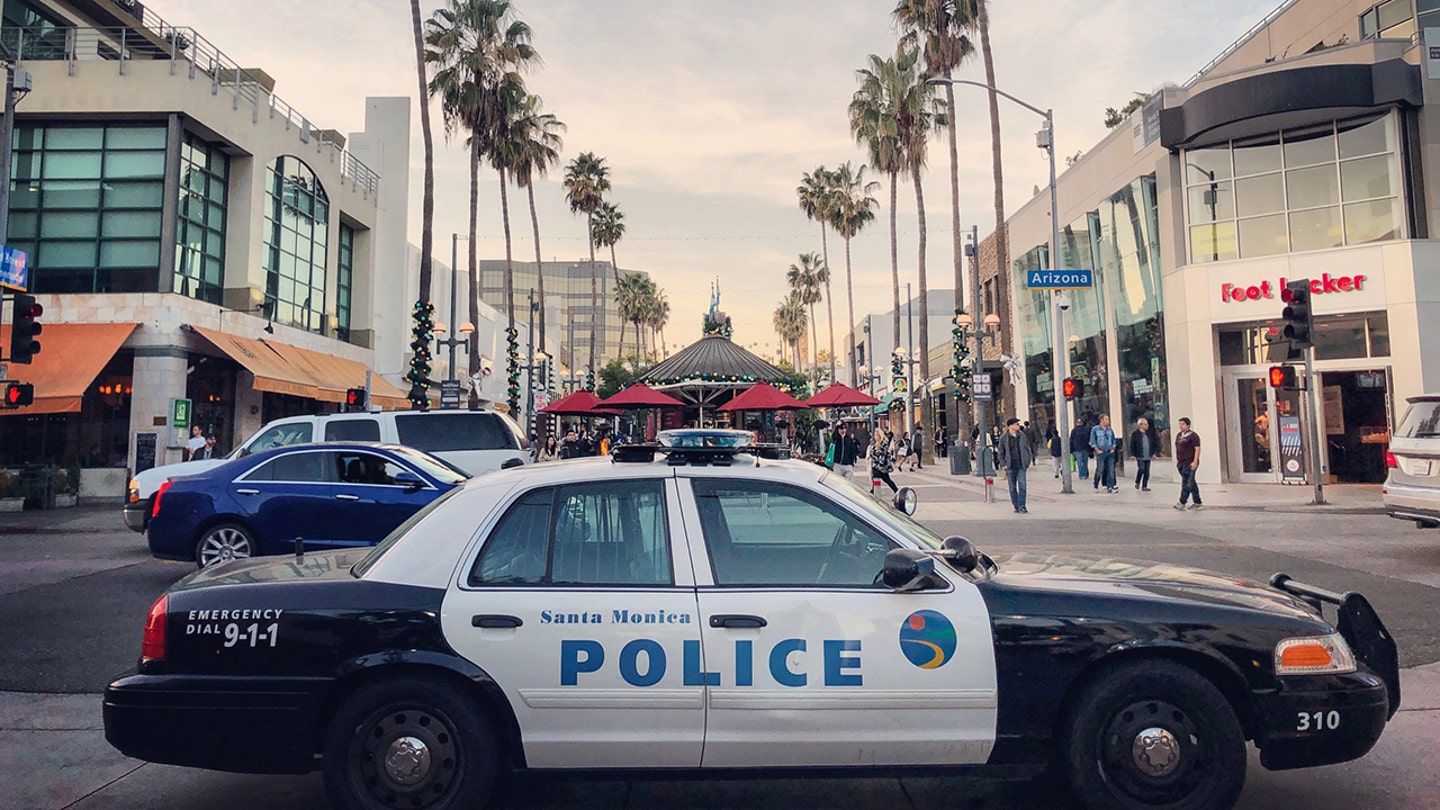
1254,671,1390,770
122,502,147,533
103,672,326,774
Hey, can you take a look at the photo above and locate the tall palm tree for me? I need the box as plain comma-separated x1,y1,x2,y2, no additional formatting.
508,93,565,356
786,252,826,387
896,0,977,446
773,292,808,369
591,201,626,289
563,152,611,386
486,79,536,416
408,0,437,410
974,0,1009,373
797,167,840,384
849,53,908,363
650,290,670,360
613,271,649,359
828,161,879,387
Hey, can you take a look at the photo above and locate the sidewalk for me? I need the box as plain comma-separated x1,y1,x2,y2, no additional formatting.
0,504,122,535
894,460,1384,514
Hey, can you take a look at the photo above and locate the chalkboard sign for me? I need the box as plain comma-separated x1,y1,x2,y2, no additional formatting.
135,432,157,474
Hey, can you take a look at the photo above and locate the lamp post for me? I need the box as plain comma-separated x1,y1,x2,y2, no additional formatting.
956,311,1003,475
857,363,882,443
927,76,1071,494
434,320,474,384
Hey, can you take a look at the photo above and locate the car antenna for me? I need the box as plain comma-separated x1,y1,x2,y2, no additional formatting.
295,536,304,560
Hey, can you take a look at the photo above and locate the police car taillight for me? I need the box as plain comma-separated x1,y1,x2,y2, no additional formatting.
141,594,167,663
152,480,173,517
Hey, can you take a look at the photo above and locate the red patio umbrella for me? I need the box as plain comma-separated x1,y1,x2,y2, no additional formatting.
597,383,686,410
805,382,881,408
539,390,622,416
716,383,809,412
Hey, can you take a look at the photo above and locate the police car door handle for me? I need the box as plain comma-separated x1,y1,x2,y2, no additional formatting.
334,494,360,501
472,614,523,629
710,614,767,629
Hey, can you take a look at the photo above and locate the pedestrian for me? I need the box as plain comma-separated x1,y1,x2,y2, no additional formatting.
192,435,217,461
935,425,947,459
538,435,559,462
1174,417,1204,510
1048,426,1063,478
910,423,925,470
854,423,871,459
559,430,582,460
870,430,899,493
997,418,1033,513
831,423,860,479
1090,414,1118,493
1022,421,1036,466
894,435,910,472
1129,417,1157,491
185,425,206,461
1069,419,1092,480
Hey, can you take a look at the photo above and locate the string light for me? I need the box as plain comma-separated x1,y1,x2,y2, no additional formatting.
505,326,521,416
407,299,435,410
952,321,971,403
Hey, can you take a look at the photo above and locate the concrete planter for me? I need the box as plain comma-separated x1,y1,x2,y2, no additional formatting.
54,493,78,508
0,497,25,512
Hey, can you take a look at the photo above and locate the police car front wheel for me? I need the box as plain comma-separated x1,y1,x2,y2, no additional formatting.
322,676,498,810
1061,659,1246,810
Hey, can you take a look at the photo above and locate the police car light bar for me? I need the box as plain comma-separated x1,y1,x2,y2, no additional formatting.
609,430,791,466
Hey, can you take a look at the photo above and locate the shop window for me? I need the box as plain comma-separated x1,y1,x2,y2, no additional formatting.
1218,312,1390,366
337,223,354,343
174,133,228,304
263,156,329,335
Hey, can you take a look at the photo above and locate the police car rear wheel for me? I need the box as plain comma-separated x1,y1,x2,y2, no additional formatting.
195,523,254,568
323,677,497,810
1062,660,1246,810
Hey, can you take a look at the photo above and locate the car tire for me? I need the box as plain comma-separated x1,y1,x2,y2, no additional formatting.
194,523,255,568
322,676,497,810
1060,659,1246,810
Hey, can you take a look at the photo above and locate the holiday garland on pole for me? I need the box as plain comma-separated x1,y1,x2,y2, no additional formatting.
407,300,435,411
952,321,972,403
505,326,520,417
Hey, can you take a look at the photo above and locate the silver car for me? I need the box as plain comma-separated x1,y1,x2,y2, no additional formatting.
1383,394,1440,527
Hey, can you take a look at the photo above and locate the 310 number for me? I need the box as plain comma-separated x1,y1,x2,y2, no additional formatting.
1296,710,1340,731
222,622,279,648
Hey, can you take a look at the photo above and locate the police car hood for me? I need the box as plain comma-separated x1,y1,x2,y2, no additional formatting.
990,553,1318,619
174,549,369,591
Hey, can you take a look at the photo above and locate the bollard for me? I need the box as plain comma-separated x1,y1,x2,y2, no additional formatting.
984,477,994,504
295,536,305,560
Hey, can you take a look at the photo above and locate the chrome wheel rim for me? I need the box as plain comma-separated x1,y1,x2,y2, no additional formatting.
199,527,252,567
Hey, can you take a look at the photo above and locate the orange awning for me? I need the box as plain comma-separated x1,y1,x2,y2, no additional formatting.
0,322,137,415
191,326,321,399
192,326,409,410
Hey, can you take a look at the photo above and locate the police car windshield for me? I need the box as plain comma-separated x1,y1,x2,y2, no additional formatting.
819,473,945,551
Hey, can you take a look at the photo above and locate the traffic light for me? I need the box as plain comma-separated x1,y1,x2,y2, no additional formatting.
2,382,33,408
1269,365,1298,390
538,357,550,389
1281,279,1313,353
1062,377,1084,400
345,387,367,411
9,293,42,364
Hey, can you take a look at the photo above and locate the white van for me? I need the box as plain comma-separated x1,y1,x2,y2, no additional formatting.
123,409,529,531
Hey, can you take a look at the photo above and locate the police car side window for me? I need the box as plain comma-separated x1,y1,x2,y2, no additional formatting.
692,479,893,588
470,480,672,587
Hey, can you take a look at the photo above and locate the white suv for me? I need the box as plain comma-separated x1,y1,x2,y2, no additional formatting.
123,409,529,531
1383,394,1440,527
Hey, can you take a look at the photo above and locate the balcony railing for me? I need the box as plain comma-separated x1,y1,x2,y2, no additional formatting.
0,22,381,198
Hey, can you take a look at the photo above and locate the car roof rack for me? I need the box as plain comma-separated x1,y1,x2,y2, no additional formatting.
610,429,791,466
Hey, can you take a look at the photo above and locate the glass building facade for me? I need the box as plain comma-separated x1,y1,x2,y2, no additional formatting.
1099,177,1169,448
264,155,330,334
9,124,167,294
175,133,228,304
337,223,354,343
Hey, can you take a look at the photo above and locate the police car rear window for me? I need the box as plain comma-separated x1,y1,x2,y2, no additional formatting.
394,413,518,452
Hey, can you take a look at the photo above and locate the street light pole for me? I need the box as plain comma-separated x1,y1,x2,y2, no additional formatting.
927,77,1072,494
448,233,458,382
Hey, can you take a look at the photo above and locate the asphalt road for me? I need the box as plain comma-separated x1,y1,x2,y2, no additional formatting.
1,501,1437,810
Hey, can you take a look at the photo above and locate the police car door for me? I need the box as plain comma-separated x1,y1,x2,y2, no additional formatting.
682,474,997,768
446,475,704,768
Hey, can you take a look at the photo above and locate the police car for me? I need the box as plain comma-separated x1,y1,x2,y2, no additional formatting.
104,430,1398,810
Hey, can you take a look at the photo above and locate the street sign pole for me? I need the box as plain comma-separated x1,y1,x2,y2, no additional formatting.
1304,345,1326,505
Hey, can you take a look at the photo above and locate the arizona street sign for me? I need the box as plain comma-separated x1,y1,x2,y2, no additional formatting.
1025,269,1093,289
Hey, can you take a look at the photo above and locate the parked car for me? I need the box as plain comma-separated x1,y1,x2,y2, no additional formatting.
108,430,1396,810
146,442,468,567
1383,393,1440,527
124,409,527,532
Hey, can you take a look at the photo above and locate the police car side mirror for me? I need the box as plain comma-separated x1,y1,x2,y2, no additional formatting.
893,486,918,516
882,549,946,591
941,536,979,574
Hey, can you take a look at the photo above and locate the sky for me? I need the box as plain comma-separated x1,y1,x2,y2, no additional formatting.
161,0,1279,361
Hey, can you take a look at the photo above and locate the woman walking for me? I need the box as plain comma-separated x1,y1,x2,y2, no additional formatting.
1047,426,1063,478
870,430,898,494
1129,417,1157,491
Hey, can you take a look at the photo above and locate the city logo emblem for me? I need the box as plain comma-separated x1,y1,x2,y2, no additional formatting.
899,610,956,669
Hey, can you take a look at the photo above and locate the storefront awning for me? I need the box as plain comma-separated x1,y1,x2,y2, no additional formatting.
0,322,138,415
191,326,408,410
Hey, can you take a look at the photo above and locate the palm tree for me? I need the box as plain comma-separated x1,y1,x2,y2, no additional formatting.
895,0,977,446
797,167,840,384
849,53,908,362
486,79,536,416
408,0,437,410
508,93,565,356
828,161,879,387
614,271,652,360
563,152,611,386
974,0,1009,373
786,252,826,387
591,201,626,290
773,292,808,368
649,290,671,361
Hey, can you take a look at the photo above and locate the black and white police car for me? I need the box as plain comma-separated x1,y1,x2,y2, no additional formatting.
104,430,1398,810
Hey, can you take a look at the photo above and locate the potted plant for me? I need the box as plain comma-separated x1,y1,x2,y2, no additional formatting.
52,467,78,508
0,470,22,512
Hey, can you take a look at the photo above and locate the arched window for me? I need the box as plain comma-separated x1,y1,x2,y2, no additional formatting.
263,156,329,333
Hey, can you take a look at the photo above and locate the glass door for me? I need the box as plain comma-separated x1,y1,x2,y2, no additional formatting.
1223,373,1278,482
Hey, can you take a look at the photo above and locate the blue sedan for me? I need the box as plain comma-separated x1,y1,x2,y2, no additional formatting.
148,442,469,567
